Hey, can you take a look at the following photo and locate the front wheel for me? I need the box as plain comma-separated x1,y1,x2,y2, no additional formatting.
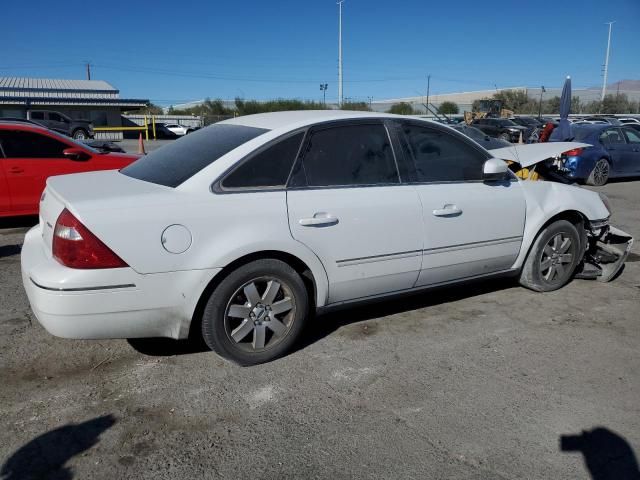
586,158,610,186
72,129,88,140
519,220,582,292
201,259,309,365
499,132,511,142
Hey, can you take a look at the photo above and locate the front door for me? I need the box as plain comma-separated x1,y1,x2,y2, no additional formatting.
0,130,81,214
394,121,526,286
621,127,640,174
287,121,423,304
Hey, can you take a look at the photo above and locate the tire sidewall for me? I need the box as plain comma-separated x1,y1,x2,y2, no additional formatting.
587,158,609,186
73,129,87,140
201,259,309,366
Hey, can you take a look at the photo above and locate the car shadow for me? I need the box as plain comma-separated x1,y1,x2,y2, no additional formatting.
0,414,116,480
128,277,516,359
0,215,38,230
0,244,21,258
293,276,516,353
560,427,640,480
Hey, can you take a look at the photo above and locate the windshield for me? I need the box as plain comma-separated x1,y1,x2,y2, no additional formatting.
121,123,268,187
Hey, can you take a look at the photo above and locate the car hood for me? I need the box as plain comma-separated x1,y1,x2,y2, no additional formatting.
490,142,591,168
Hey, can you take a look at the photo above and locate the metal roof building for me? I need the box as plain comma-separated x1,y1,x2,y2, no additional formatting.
0,77,149,139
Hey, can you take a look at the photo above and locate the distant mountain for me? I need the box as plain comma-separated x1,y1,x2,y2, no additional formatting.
589,79,640,90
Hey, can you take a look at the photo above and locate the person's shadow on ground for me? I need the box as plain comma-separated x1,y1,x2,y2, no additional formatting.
561,427,640,480
1,414,115,480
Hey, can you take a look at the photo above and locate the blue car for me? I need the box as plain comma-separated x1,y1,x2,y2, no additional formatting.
550,125,640,185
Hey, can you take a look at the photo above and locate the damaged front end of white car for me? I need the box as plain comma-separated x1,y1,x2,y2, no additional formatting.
491,142,634,283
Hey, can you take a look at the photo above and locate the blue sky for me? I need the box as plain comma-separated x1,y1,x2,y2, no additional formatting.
2,0,638,106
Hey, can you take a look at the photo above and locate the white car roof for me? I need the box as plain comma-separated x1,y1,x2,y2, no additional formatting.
220,110,400,131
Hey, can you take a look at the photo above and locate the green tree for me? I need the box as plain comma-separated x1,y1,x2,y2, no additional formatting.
341,101,372,111
387,102,415,115
438,101,459,115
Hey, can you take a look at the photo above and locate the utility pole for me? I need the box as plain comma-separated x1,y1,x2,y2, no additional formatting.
86,62,91,80
337,1,344,107
426,74,430,114
601,21,614,102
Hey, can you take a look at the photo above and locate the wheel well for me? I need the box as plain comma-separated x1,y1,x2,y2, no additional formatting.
522,210,588,267
188,251,318,341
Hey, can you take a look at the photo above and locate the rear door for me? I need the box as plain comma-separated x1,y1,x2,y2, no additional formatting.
394,121,526,286
599,128,628,174
286,120,423,304
621,127,640,174
0,129,90,214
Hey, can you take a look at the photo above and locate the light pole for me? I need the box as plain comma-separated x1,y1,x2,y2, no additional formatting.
601,21,614,102
337,1,344,107
538,86,546,119
320,83,328,105
426,74,430,113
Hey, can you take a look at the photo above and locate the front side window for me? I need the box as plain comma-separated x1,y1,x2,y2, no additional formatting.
297,123,399,187
222,132,304,189
0,130,68,158
122,123,268,187
49,113,63,122
400,123,488,182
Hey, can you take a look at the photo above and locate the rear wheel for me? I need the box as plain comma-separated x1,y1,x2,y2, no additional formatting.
519,220,581,292
201,259,308,365
72,129,88,140
499,132,511,142
586,158,610,186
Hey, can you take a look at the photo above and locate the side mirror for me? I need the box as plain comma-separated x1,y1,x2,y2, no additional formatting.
63,148,90,161
483,158,509,182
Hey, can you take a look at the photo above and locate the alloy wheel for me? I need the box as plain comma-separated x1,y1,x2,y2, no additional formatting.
592,159,609,186
224,277,296,352
539,233,574,283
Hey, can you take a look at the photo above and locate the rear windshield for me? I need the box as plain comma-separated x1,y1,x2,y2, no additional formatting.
121,123,268,187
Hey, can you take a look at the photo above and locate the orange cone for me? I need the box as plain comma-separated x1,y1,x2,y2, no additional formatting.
138,132,146,155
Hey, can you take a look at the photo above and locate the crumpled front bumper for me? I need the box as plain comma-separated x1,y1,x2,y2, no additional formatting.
577,225,634,282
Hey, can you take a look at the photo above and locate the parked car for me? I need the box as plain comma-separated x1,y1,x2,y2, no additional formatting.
471,117,528,142
27,110,94,139
511,116,543,129
582,116,622,126
619,118,640,125
549,124,640,185
164,123,194,136
0,121,138,217
452,124,511,149
81,139,126,153
21,111,631,365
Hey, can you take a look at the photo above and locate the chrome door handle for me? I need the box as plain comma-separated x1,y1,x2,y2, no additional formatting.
299,212,339,227
432,204,462,217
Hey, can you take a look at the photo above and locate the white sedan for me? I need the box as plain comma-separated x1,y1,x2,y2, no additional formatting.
21,111,632,365
164,123,193,136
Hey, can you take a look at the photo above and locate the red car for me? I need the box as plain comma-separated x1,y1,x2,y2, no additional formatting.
0,121,139,217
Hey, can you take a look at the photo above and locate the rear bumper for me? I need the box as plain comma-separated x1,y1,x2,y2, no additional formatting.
20,226,220,340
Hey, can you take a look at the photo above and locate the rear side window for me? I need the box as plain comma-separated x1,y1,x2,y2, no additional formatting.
0,130,68,158
623,128,640,144
399,123,488,182
222,132,304,189
296,124,399,187
122,124,268,187
30,112,45,120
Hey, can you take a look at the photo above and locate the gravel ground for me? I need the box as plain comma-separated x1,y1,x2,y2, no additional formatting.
1,181,639,479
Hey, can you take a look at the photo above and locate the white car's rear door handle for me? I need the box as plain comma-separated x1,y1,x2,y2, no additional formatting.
299,212,339,227
432,204,462,217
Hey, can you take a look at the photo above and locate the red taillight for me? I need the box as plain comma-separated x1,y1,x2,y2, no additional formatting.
52,209,128,269
563,148,583,156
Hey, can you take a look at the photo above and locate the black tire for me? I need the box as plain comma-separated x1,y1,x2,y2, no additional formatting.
499,132,511,142
586,158,610,186
72,129,88,140
519,220,582,292
201,259,309,366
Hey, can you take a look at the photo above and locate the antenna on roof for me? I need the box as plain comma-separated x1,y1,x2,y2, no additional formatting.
86,62,91,81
